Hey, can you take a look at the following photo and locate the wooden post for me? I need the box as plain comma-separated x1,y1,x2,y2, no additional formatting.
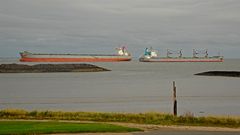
173,81,177,116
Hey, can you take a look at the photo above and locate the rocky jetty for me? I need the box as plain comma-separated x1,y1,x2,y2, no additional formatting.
0,63,110,73
195,71,240,77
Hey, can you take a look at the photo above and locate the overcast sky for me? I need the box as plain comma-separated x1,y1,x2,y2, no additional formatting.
0,0,240,58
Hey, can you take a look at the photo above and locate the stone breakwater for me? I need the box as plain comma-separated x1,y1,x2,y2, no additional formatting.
195,71,240,77
0,63,110,73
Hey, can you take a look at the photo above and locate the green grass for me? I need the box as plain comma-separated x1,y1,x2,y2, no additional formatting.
0,109,240,128
0,121,141,135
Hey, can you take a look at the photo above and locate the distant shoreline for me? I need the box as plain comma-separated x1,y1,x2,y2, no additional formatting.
0,63,110,73
195,71,240,77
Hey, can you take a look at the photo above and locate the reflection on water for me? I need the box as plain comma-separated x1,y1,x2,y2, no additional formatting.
0,58,239,116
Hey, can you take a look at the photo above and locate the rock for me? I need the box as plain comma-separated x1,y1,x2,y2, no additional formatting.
0,63,110,73
195,71,240,77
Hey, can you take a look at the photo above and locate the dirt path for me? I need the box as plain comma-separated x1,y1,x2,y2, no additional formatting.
1,119,239,134
108,122,240,132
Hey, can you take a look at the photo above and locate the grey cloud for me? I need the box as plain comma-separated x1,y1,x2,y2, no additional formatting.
0,0,240,58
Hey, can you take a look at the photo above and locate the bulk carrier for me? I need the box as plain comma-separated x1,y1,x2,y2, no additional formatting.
20,47,131,62
139,48,223,62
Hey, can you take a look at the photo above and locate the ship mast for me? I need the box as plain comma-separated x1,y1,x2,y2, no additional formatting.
167,49,182,58
193,49,208,58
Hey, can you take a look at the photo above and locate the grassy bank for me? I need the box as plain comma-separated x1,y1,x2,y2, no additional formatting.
0,109,239,128
0,121,141,135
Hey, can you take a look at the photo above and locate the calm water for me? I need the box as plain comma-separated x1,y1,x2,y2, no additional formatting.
0,58,240,116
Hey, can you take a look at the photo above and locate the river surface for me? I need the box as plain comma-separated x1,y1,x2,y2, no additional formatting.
0,58,239,116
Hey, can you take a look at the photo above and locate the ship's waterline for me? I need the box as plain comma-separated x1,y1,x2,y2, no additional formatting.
20,57,132,62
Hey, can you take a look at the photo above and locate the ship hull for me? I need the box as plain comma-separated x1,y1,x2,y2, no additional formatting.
139,57,223,62
20,53,132,62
